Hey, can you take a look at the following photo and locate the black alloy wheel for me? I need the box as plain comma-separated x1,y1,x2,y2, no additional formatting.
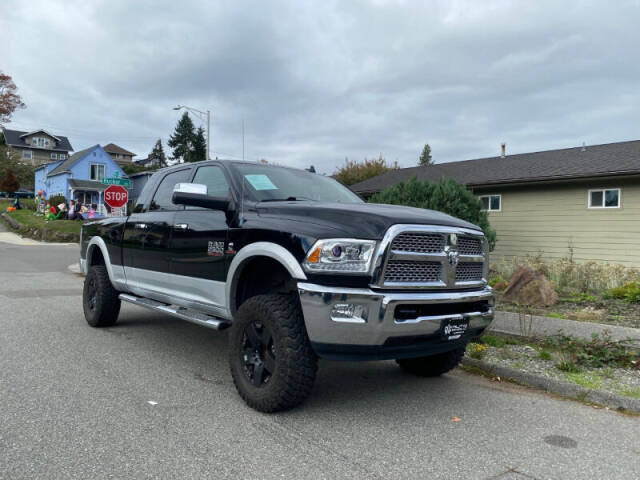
229,294,318,412
241,321,276,387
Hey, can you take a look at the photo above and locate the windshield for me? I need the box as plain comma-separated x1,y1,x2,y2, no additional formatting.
229,163,363,203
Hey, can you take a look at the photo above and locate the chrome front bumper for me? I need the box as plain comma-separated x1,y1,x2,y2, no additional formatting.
298,282,494,360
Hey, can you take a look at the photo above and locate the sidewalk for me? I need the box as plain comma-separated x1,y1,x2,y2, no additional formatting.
489,310,640,341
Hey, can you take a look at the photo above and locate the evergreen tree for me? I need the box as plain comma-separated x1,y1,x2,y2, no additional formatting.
168,112,195,163
150,139,167,167
418,144,433,166
192,126,207,162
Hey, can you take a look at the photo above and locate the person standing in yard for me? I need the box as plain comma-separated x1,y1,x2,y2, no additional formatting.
68,200,77,220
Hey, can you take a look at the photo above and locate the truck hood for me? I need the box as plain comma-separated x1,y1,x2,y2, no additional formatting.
255,201,482,239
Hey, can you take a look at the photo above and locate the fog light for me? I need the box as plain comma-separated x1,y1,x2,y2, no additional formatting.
330,303,367,323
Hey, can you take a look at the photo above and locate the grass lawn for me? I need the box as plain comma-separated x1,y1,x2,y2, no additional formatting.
1,199,83,235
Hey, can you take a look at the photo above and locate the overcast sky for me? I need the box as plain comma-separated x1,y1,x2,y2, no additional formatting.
2,0,640,174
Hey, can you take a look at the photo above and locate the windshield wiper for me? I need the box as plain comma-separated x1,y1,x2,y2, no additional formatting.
260,196,315,202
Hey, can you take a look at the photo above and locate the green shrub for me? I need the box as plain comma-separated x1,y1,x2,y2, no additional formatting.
556,361,581,373
538,350,552,360
543,332,638,369
466,343,488,359
369,177,496,250
48,194,67,208
606,282,640,303
488,276,506,287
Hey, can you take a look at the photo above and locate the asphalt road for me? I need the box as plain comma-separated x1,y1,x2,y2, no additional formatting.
0,238,638,479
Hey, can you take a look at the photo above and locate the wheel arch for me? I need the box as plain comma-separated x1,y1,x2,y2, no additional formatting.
226,242,307,317
84,237,126,290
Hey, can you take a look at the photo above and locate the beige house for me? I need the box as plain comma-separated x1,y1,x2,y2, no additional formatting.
2,127,73,166
103,143,136,166
351,140,640,267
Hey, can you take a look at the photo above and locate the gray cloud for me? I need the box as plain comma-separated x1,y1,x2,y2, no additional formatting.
3,0,640,174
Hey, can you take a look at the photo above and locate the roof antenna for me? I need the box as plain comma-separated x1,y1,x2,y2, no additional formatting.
242,119,245,161
581,141,586,152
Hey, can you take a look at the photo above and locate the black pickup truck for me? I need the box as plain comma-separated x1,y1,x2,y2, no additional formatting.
80,160,493,412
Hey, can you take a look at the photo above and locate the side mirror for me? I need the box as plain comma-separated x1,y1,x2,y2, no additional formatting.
172,183,231,211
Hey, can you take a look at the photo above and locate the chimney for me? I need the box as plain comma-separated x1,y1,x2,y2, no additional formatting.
581,141,586,152
500,143,506,158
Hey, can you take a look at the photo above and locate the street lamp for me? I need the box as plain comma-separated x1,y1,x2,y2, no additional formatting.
173,105,211,160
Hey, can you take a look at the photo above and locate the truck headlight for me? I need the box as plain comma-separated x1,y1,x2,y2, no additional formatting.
303,239,376,274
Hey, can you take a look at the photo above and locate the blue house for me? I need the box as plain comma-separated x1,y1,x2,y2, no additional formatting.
34,145,126,212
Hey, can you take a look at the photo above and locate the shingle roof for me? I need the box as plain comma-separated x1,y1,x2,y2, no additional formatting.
351,140,640,194
68,179,107,191
48,145,97,177
2,128,74,152
103,143,136,156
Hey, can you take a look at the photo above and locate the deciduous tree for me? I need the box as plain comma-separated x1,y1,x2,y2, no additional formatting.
0,146,33,188
0,72,26,126
333,155,398,186
0,168,19,193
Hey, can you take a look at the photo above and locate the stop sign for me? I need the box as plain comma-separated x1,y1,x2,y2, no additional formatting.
104,185,128,208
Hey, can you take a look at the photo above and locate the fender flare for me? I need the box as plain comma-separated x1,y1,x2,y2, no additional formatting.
225,242,307,316
85,237,126,290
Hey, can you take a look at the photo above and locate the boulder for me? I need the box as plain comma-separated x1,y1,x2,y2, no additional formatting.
503,265,558,307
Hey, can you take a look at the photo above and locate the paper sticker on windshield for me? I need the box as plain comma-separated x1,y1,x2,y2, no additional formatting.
245,174,277,191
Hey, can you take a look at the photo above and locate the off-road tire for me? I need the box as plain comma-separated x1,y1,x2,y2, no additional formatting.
229,294,317,413
83,265,121,327
396,346,466,377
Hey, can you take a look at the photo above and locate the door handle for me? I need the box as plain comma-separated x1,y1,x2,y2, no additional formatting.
174,223,189,230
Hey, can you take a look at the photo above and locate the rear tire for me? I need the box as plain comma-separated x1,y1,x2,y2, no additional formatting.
229,294,317,413
396,346,466,377
83,265,121,327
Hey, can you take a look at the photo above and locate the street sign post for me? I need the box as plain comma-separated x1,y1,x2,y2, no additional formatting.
102,177,131,187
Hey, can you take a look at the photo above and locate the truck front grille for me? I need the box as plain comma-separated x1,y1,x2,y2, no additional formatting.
457,236,483,255
456,262,484,282
375,226,487,289
390,233,444,253
384,261,442,283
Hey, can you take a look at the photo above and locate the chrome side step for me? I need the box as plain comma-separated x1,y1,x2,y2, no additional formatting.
119,293,231,331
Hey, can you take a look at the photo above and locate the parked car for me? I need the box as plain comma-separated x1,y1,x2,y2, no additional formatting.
79,160,493,412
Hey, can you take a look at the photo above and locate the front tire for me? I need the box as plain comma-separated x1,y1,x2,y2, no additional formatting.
396,346,466,377
229,294,317,413
83,265,121,327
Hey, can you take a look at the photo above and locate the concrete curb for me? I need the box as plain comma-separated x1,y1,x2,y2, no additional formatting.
489,310,640,341
462,357,640,413
67,263,84,276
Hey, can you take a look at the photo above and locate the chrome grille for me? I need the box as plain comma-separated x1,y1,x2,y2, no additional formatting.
458,236,482,255
456,262,484,282
384,261,442,283
375,225,487,289
391,233,444,253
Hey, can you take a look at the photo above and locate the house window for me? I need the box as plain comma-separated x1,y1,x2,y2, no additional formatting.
480,194,501,212
51,153,58,160
90,164,105,181
59,154,66,160
22,150,33,160
589,188,620,208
